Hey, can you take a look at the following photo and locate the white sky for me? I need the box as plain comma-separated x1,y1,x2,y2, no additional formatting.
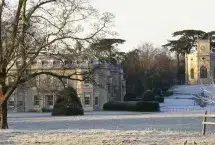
92,0,215,52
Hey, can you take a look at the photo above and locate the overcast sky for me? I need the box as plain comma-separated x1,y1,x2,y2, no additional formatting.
92,0,215,52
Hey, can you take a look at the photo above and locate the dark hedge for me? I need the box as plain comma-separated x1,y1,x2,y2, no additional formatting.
142,90,155,101
103,101,160,112
155,97,164,103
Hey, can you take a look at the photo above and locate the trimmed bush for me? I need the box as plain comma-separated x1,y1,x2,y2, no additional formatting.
42,108,52,112
142,90,155,101
103,101,136,111
27,109,39,112
52,87,84,116
155,97,164,103
163,91,173,97
124,93,137,101
136,101,160,112
103,101,160,112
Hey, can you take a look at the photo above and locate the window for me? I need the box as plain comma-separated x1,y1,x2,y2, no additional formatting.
62,78,68,86
8,77,14,86
36,76,40,85
84,97,90,105
26,69,31,76
53,60,60,66
32,60,37,65
50,60,54,65
64,60,69,65
94,97,99,105
18,101,23,107
34,95,40,106
8,101,14,107
108,84,111,92
16,61,22,66
84,93,90,105
190,68,194,79
84,78,90,84
37,60,42,65
46,95,53,106
200,66,207,78
42,60,48,65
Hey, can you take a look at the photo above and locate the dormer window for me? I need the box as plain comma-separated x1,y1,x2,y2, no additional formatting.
32,60,37,65
16,61,22,66
60,60,64,65
64,60,69,65
50,60,54,65
41,60,48,65
37,60,42,65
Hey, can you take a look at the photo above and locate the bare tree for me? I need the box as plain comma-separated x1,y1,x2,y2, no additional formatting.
122,43,176,99
0,0,115,129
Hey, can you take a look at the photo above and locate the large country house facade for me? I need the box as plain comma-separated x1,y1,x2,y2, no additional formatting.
7,55,126,112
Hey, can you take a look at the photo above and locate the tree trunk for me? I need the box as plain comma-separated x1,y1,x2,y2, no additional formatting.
176,52,180,84
0,100,8,129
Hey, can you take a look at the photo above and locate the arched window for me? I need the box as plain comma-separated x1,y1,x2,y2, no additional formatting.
200,66,207,78
190,68,194,79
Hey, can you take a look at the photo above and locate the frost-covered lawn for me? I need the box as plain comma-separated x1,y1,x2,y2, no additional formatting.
1,111,215,144
6,112,212,131
2,85,215,144
2,129,215,145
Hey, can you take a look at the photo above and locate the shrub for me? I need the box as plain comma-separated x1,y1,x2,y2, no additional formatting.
42,108,52,112
136,101,160,112
27,109,39,112
103,101,160,112
124,93,137,101
52,87,84,116
103,101,137,111
142,90,155,101
155,97,164,103
163,91,173,97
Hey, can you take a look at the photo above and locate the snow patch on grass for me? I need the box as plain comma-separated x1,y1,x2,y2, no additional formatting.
1,129,215,145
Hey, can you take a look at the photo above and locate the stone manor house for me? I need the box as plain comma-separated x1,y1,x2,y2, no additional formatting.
7,55,126,112
185,39,215,85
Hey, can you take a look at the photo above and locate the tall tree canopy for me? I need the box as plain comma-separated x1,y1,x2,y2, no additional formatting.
164,29,215,54
90,38,125,63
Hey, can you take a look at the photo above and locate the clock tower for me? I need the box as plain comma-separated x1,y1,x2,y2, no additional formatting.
197,39,210,54
197,39,211,83
185,39,214,85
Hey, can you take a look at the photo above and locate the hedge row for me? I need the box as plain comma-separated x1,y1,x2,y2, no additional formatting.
103,101,160,112
162,91,173,97
155,97,164,103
